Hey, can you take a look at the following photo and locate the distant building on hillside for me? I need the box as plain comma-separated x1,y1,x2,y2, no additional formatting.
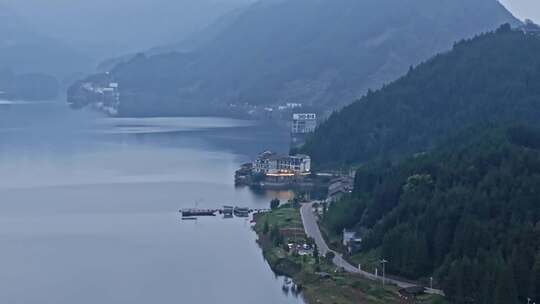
521,19,540,35
80,81,120,115
292,113,317,134
278,103,303,111
253,151,311,176
327,176,354,203
343,229,362,254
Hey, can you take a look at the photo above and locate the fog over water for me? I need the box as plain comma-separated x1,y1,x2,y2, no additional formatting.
0,101,303,304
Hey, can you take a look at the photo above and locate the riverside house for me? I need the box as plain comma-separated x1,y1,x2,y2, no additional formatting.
253,151,311,177
343,229,362,254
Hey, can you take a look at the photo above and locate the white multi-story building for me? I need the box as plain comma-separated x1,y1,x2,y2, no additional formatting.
253,151,311,176
292,113,317,134
288,154,311,174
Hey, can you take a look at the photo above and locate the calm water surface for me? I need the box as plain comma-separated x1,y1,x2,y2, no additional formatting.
0,101,304,304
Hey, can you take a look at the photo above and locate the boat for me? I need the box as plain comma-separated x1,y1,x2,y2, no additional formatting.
180,209,217,217
222,205,234,215
182,217,197,221
233,207,250,217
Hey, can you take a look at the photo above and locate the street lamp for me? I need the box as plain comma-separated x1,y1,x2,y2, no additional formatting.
380,259,388,287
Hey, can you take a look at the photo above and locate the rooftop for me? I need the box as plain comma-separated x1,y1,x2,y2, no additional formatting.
257,151,310,161
293,113,316,120
521,20,540,33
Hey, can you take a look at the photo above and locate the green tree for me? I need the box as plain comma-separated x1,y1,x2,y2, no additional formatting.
325,251,335,263
270,225,280,245
495,265,518,304
511,247,532,299
530,254,540,303
313,244,320,264
291,198,300,208
263,220,269,234
270,199,280,210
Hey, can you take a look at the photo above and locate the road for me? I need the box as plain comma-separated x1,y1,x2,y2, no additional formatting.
300,202,445,296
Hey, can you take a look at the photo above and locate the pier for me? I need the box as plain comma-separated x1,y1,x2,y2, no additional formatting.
180,209,218,217
180,206,270,218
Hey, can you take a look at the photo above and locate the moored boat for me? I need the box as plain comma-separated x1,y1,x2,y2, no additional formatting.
233,207,250,217
180,209,217,217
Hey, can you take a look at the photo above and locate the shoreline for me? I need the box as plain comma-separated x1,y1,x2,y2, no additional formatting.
252,204,409,304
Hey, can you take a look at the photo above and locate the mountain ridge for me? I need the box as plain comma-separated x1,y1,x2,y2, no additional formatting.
324,123,540,304
68,0,520,116
300,25,540,168
0,3,89,77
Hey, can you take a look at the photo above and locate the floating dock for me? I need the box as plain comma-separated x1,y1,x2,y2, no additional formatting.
233,207,250,217
179,206,270,218
180,209,217,217
222,205,234,215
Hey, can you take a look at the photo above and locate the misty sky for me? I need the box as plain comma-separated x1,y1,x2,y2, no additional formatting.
0,0,538,63
1,0,255,59
500,0,540,22
2,0,537,21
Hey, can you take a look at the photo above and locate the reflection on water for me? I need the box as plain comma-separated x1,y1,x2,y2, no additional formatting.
0,101,303,304
95,116,256,134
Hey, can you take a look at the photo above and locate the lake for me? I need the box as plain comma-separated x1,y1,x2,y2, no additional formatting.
0,101,305,304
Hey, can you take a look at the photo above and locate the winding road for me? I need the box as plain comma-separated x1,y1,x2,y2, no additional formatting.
300,202,445,296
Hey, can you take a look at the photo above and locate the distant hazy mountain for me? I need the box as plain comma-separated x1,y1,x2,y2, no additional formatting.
69,0,520,116
95,6,249,72
2,0,255,62
0,68,59,101
0,4,88,77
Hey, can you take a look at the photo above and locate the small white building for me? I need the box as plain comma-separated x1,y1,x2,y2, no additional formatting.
327,176,354,203
253,151,273,174
292,113,317,134
286,103,303,109
343,229,362,254
521,20,540,35
289,154,311,174
343,230,357,246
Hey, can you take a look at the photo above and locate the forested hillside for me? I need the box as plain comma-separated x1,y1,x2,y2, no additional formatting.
68,0,518,116
301,25,540,168
324,125,540,304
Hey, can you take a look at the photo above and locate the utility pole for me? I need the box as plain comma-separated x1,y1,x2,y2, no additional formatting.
381,259,388,287
430,277,434,291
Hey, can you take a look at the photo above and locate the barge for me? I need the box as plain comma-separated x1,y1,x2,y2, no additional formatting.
180,209,217,217
234,207,250,217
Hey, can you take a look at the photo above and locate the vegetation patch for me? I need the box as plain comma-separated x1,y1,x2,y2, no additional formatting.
254,203,444,304
301,26,540,168
322,125,540,303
